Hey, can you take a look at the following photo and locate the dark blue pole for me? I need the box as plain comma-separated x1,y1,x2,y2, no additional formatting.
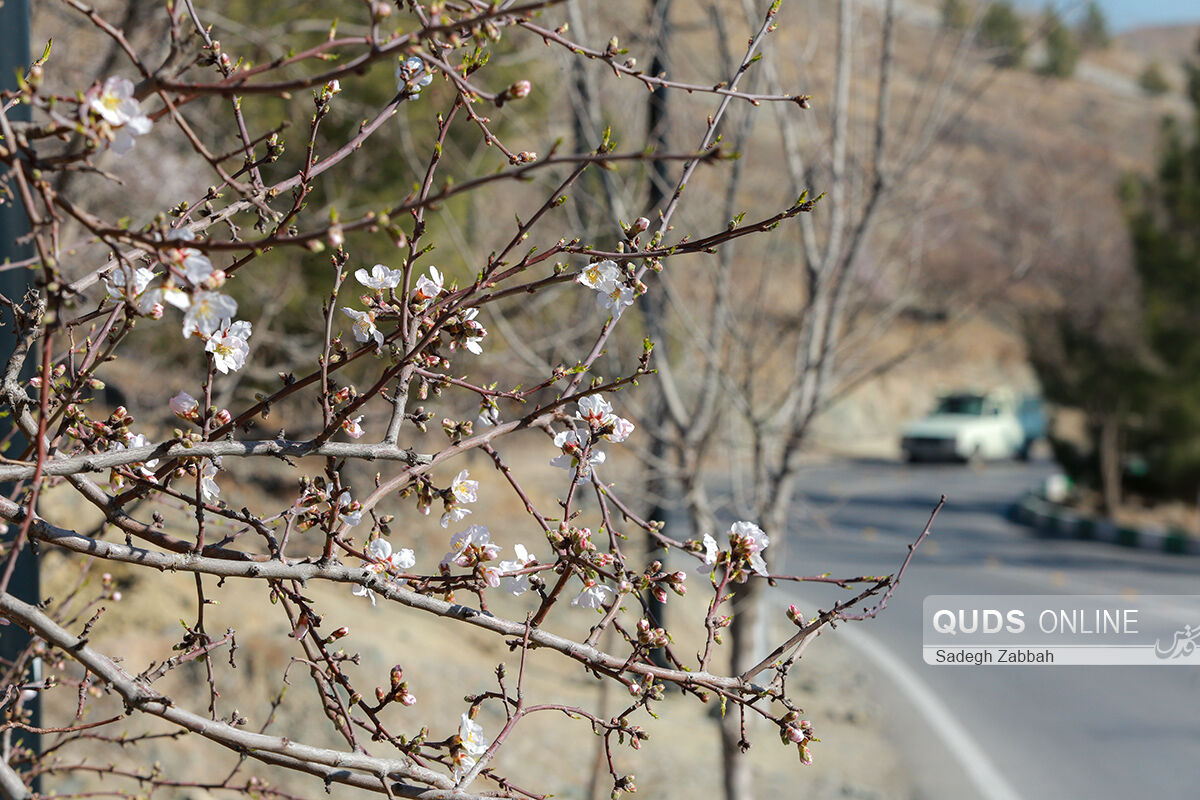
1,0,41,792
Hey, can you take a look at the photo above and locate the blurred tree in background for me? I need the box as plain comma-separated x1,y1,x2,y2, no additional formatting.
1076,1,1110,51
1139,62,1172,96
940,0,969,32
1119,38,1200,501
1033,37,1200,510
1038,7,1080,79
979,1,1025,67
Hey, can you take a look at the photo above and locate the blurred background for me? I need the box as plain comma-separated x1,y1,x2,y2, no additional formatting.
12,0,1200,798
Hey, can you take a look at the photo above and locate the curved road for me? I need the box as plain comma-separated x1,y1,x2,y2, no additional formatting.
779,458,1200,800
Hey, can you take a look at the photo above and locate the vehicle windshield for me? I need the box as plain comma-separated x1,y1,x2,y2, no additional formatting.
935,395,985,415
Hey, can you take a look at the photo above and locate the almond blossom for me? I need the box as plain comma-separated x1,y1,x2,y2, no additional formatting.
351,537,416,605
597,279,635,320
572,580,615,611
341,415,365,439
200,460,221,502
335,490,363,527
452,307,485,355
205,319,252,373
413,265,443,301
698,532,720,573
576,260,620,290
497,544,536,596
343,307,385,346
397,56,434,96
699,521,770,578
440,469,479,527
164,230,218,287
550,429,606,478
355,263,404,291
85,77,153,155
169,390,200,422
105,265,155,305
729,520,770,576
576,259,635,320
454,713,489,780
574,395,636,443
182,292,238,338
442,524,500,568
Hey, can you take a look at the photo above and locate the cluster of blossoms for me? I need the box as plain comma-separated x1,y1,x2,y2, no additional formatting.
438,525,539,594
550,395,635,478
352,537,417,606
342,263,486,356
576,259,637,320
699,520,771,581
105,230,252,372
82,76,152,155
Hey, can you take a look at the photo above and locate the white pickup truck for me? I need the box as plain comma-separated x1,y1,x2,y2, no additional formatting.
900,392,1026,463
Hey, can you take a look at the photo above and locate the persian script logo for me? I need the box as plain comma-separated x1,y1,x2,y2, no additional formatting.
1154,623,1200,659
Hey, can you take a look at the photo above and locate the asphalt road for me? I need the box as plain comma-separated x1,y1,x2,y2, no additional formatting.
777,458,1200,800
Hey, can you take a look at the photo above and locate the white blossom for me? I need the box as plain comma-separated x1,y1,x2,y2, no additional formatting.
105,265,154,302
576,395,613,428
341,415,365,439
449,470,478,504
205,318,252,374
86,77,152,155
169,390,199,421
110,433,159,478
456,307,485,355
550,429,605,478
183,292,238,338
442,524,500,568
605,416,636,443
413,265,443,300
164,230,217,286
454,713,489,779
355,263,404,291
576,260,620,290
336,490,363,527
572,581,615,611
497,544,536,596
352,537,416,604
343,307,385,347
200,460,221,502
440,506,472,527
397,56,434,95
597,279,635,320
729,520,769,575
698,532,719,573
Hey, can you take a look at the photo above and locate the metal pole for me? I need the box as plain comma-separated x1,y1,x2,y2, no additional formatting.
0,0,41,791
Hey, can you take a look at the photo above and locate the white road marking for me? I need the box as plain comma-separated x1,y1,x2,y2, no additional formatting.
834,622,1024,800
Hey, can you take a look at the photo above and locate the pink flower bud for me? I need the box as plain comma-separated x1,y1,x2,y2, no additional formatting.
632,217,650,233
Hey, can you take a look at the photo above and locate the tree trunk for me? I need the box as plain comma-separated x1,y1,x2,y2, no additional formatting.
1097,413,1121,515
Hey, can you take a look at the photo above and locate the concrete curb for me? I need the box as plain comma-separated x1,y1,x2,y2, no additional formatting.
1008,494,1200,556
